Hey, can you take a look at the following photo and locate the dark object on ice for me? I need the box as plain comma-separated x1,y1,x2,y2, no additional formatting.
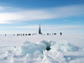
47,33,49,35
21,34,22,36
13,34,15,36
46,46,51,51
17,34,20,36
38,22,42,34
47,33,51,35
52,33,56,35
25,34,27,36
17,34,18,36
28,34,31,36
60,32,62,36
23,34,24,36
5,34,6,36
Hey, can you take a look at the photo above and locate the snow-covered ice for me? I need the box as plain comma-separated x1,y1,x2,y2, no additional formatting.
0,33,84,63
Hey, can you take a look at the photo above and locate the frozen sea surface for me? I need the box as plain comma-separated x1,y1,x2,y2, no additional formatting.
0,34,84,63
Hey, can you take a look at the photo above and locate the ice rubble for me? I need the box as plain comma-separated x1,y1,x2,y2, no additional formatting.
0,40,82,63
20,40,81,55
8,40,81,63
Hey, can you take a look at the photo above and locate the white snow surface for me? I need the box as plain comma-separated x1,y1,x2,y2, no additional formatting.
0,34,84,63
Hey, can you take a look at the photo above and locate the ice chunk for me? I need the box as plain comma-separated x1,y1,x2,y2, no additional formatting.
21,41,46,56
42,55,56,63
33,50,42,57
51,40,81,52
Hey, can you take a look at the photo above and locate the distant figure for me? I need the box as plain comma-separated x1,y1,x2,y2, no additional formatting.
60,32,62,36
5,34,6,36
21,34,22,36
38,22,42,34
17,34,20,36
47,33,51,35
54,33,56,35
52,33,56,35
13,34,15,36
28,34,31,36
23,34,24,36
47,33,49,35
25,34,27,36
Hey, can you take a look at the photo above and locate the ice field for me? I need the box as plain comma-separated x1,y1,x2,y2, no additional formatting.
0,33,84,63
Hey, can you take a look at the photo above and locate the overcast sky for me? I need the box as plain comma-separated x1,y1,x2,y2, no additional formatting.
0,0,84,34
